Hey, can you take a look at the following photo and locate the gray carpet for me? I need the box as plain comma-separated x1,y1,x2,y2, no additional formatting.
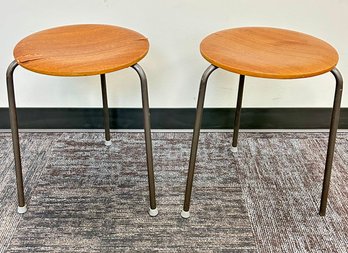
0,132,347,252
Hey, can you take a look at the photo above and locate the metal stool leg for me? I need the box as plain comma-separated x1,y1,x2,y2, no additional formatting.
319,67,343,216
100,74,111,146
131,63,158,217
181,64,218,218
231,75,245,153
6,60,27,214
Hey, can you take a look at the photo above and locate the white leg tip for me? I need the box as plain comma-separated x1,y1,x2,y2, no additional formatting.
148,208,158,217
104,140,112,146
231,146,238,153
17,205,27,214
181,210,190,219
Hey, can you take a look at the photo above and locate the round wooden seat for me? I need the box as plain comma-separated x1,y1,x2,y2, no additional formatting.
14,24,149,76
200,27,338,79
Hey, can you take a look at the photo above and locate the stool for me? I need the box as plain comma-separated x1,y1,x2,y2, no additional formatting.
6,24,158,217
181,27,343,219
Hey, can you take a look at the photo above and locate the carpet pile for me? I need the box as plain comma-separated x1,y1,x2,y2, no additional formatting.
0,132,347,252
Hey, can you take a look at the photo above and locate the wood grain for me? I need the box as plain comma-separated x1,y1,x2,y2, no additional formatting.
200,27,338,79
14,24,149,76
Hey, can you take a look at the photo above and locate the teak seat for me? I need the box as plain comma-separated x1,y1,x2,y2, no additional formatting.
14,24,149,76
7,24,158,217
200,27,338,79
181,27,343,219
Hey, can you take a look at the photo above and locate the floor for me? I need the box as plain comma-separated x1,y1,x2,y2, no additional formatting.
0,132,347,252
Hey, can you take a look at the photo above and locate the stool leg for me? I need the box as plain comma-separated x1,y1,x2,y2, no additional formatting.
6,60,27,214
319,67,343,216
231,75,245,153
181,64,218,219
100,74,111,146
131,64,158,217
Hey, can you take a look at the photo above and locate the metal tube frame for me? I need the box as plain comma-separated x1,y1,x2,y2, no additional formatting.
6,60,25,212
182,65,343,218
131,63,157,211
182,64,218,213
100,74,111,144
232,75,245,149
319,67,343,216
6,60,157,215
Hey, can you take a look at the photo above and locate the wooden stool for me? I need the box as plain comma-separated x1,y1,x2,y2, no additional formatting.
6,24,158,217
181,27,343,218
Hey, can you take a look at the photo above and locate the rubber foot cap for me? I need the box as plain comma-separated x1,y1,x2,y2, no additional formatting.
231,146,238,153
105,140,112,146
181,210,190,219
17,205,27,214
149,208,158,217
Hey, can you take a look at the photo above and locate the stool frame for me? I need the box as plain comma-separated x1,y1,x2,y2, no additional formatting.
182,64,343,218
6,60,157,216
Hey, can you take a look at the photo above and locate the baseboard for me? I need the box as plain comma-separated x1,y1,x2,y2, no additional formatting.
0,108,347,129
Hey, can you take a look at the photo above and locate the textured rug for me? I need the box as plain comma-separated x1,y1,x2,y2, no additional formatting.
0,132,347,252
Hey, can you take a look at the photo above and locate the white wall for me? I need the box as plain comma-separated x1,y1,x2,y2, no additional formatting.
0,0,347,108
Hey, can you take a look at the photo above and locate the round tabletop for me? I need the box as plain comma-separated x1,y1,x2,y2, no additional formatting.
14,24,149,76
200,27,338,79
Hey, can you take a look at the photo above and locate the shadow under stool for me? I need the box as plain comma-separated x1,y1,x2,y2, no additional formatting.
181,27,343,218
6,24,158,217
